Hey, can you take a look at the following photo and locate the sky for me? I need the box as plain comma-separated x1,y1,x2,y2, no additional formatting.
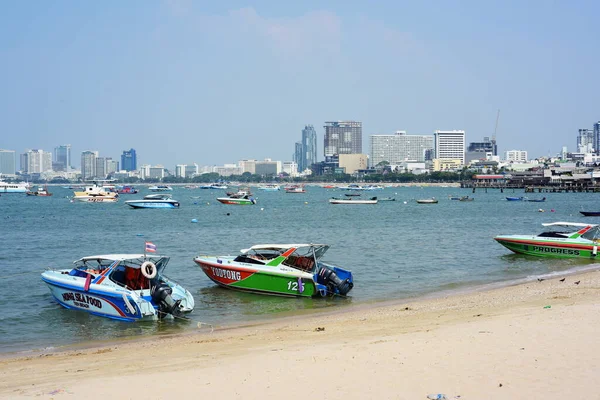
1,0,599,169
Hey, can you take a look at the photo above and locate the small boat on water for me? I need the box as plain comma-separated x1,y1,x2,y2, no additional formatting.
72,183,119,203
506,196,524,201
459,196,474,202
284,185,306,193
378,197,396,201
116,185,138,194
193,244,354,297
580,211,600,217
217,188,256,205
524,197,546,202
41,253,195,321
125,194,180,209
257,184,280,191
416,198,438,204
0,180,30,193
329,197,378,204
494,222,600,259
200,183,228,190
149,185,173,192
26,185,52,196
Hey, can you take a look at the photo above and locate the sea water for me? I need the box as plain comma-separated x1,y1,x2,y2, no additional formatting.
1,185,599,354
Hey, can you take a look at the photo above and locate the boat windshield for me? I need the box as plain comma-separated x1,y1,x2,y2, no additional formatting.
282,245,330,272
580,226,600,241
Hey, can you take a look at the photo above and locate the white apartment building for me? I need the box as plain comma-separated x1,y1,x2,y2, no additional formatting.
370,131,433,167
434,130,465,166
21,149,52,174
505,150,528,162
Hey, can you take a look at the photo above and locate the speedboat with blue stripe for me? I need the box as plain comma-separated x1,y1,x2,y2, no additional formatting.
41,254,194,321
125,194,180,209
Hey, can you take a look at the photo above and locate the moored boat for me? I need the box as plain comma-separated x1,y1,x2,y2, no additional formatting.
580,211,600,217
116,185,139,194
125,194,180,209
416,198,438,204
149,185,173,192
200,183,228,190
329,197,378,204
284,185,306,193
41,253,194,321
524,197,546,202
193,244,354,297
26,185,52,196
0,180,30,193
217,188,256,205
506,196,524,201
72,183,119,203
494,222,600,259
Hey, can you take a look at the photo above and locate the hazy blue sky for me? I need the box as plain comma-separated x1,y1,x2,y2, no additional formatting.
1,0,599,168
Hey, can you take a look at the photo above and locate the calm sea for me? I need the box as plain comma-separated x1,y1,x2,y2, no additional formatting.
1,185,599,354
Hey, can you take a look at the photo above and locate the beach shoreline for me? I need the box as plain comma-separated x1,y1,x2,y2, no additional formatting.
2,268,600,399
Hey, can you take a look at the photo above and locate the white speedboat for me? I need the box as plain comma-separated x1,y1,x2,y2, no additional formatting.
149,185,173,192
0,180,30,193
258,184,280,191
41,254,194,321
72,183,119,202
126,194,180,209
200,183,228,190
329,197,378,204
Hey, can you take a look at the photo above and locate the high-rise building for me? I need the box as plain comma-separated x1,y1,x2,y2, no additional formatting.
466,137,497,163
0,149,16,176
370,131,433,167
505,150,528,162
54,144,71,171
578,129,594,153
434,130,466,165
20,149,52,174
301,125,317,172
294,142,303,172
81,150,98,180
121,148,137,172
324,121,362,156
593,122,600,155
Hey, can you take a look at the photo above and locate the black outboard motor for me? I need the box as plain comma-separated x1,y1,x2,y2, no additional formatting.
151,283,183,318
317,266,353,296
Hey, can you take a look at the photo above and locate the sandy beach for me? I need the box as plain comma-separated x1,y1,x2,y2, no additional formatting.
2,270,599,400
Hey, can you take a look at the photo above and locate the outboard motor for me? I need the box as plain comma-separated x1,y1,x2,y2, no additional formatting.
317,266,353,296
151,283,183,318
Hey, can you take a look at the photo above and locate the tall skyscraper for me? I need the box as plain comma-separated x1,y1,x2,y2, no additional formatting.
54,144,71,171
302,125,317,172
370,131,433,167
578,129,594,153
0,149,16,176
324,121,362,156
593,122,600,155
121,148,137,171
81,150,98,180
434,130,466,165
20,149,52,174
294,142,303,171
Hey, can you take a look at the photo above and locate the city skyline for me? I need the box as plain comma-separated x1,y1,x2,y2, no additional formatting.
1,2,599,168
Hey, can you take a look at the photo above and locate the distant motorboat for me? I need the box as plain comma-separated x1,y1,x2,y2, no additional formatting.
506,196,524,201
580,211,600,217
329,197,378,204
149,185,173,192
524,197,546,202
0,180,30,193
125,194,180,209
416,198,438,204
26,185,52,197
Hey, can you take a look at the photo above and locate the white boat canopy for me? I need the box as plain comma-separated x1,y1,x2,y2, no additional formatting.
541,222,598,228
74,254,164,263
240,244,328,253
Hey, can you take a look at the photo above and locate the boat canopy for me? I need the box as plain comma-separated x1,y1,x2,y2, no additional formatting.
74,254,168,269
541,222,597,228
241,244,329,253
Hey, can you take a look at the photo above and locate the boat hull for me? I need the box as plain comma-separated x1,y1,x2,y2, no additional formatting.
217,197,256,205
494,236,598,258
126,201,180,209
42,277,149,321
581,211,600,217
329,199,377,204
72,196,119,203
194,258,317,297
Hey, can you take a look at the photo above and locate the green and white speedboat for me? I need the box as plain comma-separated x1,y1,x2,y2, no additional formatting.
193,244,354,297
494,222,600,258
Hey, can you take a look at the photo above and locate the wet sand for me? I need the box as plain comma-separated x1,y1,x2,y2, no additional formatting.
1,270,599,400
